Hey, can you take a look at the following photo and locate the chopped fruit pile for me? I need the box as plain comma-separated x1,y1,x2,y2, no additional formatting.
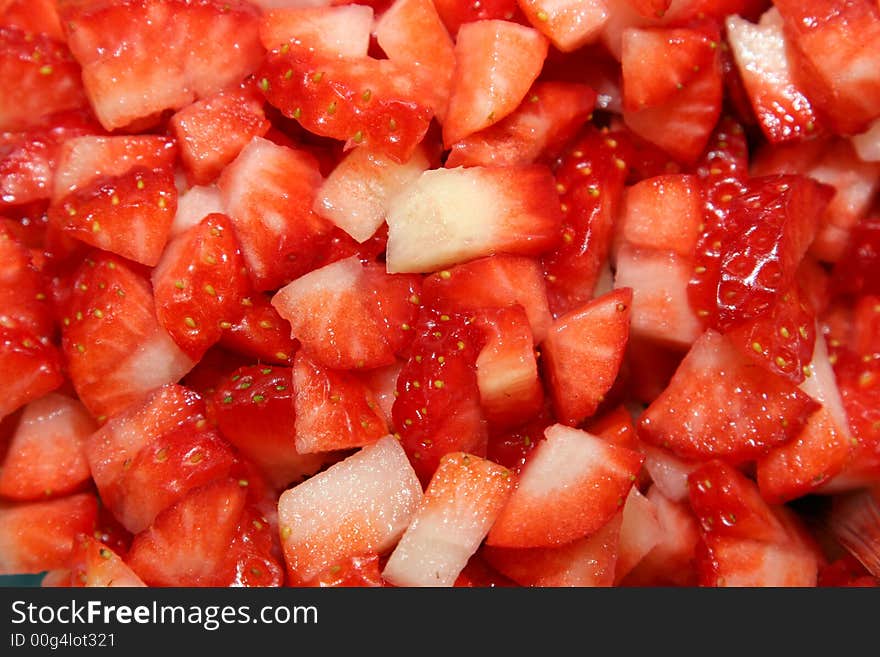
3,0,880,588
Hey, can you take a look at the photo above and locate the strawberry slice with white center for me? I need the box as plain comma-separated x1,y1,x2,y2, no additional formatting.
518,0,608,53
61,255,195,420
725,9,823,144
219,136,333,291
422,255,552,344
293,351,389,454
210,364,332,490
482,512,622,586
69,535,146,587
0,492,97,574
385,165,563,274
487,423,644,548
152,213,251,361
473,306,544,428
314,145,430,244
393,309,488,484
382,452,513,587
615,486,662,584
638,330,820,464
443,20,549,146
258,44,433,163
169,184,225,239
446,81,596,168
272,256,421,370
375,0,456,121
127,477,284,587
0,27,87,132
259,5,374,57
61,0,264,131
169,82,270,186
0,393,95,501
542,287,631,426
277,435,423,585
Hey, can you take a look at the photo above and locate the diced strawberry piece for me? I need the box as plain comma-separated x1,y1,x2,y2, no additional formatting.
542,127,630,317
61,255,194,419
826,488,880,577
446,81,596,168
219,293,297,365
127,478,284,587
454,552,516,587
487,424,643,547
772,0,880,135
432,0,521,37
483,512,622,586
832,216,880,298
0,393,95,501
170,83,270,186
312,225,391,269
422,255,552,344
518,0,608,52
272,257,421,370
375,0,456,121
542,288,631,425
725,9,823,144
383,452,513,586
616,174,703,258
315,145,429,243
639,330,821,463
0,222,53,337
443,20,548,146
0,492,97,574
69,536,146,587
259,5,374,57
293,351,388,454
393,309,488,483
623,35,723,163
624,0,671,18
725,284,816,384
0,327,63,422
641,443,700,502
0,0,64,40
259,44,432,162
0,27,87,132
219,136,333,291
152,213,250,360
829,349,880,488
277,436,423,584
386,165,563,273
170,184,225,239
61,0,264,131
585,405,639,451
210,364,330,490
614,244,703,349
697,532,820,587
486,405,553,474
308,554,386,588
473,306,543,428
621,486,700,586
688,461,788,543
615,486,662,583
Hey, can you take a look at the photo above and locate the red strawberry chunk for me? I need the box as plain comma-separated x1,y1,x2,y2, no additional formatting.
308,554,385,588
0,222,53,338
542,127,630,317
542,288,632,426
518,0,608,52
432,0,521,36
170,82,271,186
259,44,432,163
272,257,421,370
487,423,643,548
219,136,333,291
69,535,146,587
639,330,821,463
486,404,553,474
446,81,597,168
0,327,63,422
697,532,820,587
219,293,297,365
61,255,194,419
483,512,622,586
153,213,251,361
0,393,95,501
725,9,823,144
422,254,552,343
0,27,87,132
61,0,264,131
277,436,423,584
393,309,488,484
0,0,64,40
293,351,389,454
831,349,880,487
383,452,514,587
210,364,330,491
443,20,549,146
832,216,880,298
0,492,97,574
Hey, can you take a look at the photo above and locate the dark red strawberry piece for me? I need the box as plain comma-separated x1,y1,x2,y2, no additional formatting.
218,293,297,366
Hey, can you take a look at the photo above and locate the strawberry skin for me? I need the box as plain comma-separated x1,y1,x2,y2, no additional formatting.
0,327,63,422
